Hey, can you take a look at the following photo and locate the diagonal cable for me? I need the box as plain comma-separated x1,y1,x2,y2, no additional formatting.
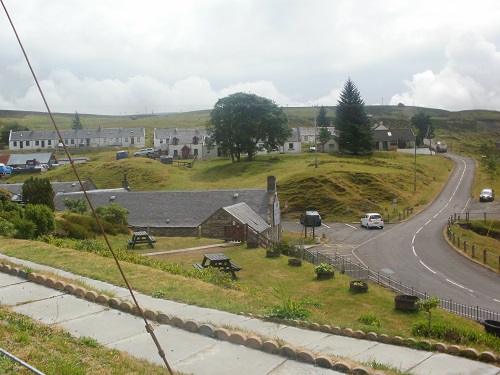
1,2,174,373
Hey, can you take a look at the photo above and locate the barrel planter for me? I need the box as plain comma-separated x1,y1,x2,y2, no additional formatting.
350,280,368,293
394,295,419,311
266,250,280,258
288,258,302,267
316,271,334,280
482,320,500,337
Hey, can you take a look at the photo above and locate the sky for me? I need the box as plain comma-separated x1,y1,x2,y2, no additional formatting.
1,0,500,116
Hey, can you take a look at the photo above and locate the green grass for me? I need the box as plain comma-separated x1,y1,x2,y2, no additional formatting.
1,236,499,355
0,305,173,374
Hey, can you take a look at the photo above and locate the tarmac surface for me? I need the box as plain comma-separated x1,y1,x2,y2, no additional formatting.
0,254,499,375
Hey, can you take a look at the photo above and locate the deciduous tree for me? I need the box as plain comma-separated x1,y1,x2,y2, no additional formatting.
206,92,291,162
22,177,55,210
411,112,433,146
335,79,373,154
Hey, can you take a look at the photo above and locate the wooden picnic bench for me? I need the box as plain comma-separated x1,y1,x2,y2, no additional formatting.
127,231,156,249
192,252,241,278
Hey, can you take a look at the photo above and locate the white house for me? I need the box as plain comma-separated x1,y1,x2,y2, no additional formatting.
9,128,146,150
154,128,219,159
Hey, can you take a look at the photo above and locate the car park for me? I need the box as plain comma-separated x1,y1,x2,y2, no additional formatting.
361,213,384,229
133,148,154,157
479,188,495,202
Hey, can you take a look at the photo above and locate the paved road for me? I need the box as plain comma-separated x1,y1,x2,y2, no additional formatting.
284,152,500,314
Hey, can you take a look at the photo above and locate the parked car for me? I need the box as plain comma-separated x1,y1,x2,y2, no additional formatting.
133,148,154,157
300,210,322,227
479,188,495,202
361,213,384,229
0,163,12,174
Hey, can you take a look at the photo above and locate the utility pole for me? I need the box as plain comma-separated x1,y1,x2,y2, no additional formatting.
314,106,318,168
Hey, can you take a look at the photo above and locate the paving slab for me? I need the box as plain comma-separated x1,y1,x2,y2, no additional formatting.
0,280,64,306
226,318,290,337
269,359,345,375
409,353,500,375
13,294,106,324
353,342,433,372
267,325,331,347
58,308,148,345
0,271,28,287
303,334,379,358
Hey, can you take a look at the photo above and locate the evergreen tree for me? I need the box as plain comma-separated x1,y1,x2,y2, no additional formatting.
72,111,83,130
316,105,329,127
411,112,433,146
22,176,55,210
318,127,332,144
335,79,373,154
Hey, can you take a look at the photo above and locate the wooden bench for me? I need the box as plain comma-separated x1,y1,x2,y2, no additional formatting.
230,262,242,271
192,263,204,270
126,239,134,246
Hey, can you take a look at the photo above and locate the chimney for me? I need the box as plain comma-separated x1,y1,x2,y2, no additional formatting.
122,173,130,191
267,175,276,193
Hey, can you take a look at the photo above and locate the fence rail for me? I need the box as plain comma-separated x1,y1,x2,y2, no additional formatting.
290,246,499,322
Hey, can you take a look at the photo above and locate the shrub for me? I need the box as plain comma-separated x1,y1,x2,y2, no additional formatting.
267,285,311,320
13,219,37,239
0,217,17,237
25,204,56,237
314,262,334,274
63,198,88,214
95,203,129,225
358,313,381,327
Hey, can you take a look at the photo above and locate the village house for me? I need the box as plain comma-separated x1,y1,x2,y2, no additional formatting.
8,128,146,150
153,128,218,159
372,124,415,150
53,175,282,244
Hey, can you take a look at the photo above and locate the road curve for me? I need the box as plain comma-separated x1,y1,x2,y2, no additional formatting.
354,153,500,313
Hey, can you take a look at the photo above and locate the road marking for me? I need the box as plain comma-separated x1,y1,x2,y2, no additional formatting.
494,299,500,303
424,220,431,226
433,213,439,218
412,236,415,244
416,227,423,234
419,260,436,273
412,245,417,257
446,278,474,292
322,223,331,229
345,223,357,229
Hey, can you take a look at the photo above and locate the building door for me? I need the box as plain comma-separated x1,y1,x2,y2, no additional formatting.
224,225,245,242
181,146,190,159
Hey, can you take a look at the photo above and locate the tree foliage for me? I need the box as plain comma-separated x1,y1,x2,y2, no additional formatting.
0,188,12,205
206,92,291,162
64,198,88,214
24,204,56,238
0,121,29,145
411,112,434,146
71,111,83,130
318,127,332,144
22,177,55,210
95,202,129,225
335,79,373,154
316,105,329,127
480,143,500,180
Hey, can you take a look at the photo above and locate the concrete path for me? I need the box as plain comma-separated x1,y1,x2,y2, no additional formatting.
0,255,498,375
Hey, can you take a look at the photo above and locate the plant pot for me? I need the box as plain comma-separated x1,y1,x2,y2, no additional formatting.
482,320,500,337
394,295,419,311
288,258,302,267
350,280,368,293
266,250,280,258
316,271,334,280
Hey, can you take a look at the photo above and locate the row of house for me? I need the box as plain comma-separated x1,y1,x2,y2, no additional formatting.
8,124,415,159
0,175,282,245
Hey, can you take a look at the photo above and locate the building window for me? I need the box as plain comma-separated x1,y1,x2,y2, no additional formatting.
173,150,178,157
35,140,40,146
194,149,198,156
288,143,294,149
172,137,179,146
71,139,75,145
193,136,199,145
136,137,140,142
13,141,17,147
26,141,30,146
65,139,69,144
47,140,51,145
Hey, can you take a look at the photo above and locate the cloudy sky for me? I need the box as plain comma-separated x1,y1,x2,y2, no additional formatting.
1,1,500,115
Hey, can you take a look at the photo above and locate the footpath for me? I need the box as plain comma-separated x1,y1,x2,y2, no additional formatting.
0,254,499,375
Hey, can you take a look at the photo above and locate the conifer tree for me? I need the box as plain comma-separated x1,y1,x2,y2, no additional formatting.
335,79,373,154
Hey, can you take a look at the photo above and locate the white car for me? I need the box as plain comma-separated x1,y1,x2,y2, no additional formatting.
133,148,154,157
361,213,384,229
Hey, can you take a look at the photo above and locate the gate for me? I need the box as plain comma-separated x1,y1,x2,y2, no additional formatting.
224,225,245,242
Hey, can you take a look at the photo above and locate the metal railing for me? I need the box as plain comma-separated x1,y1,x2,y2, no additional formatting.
290,246,499,322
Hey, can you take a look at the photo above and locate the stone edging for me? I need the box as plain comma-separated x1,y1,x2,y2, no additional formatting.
1,263,499,372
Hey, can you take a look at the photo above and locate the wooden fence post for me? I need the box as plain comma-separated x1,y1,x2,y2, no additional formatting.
483,249,487,264
457,237,461,247
471,245,475,259
463,241,467,252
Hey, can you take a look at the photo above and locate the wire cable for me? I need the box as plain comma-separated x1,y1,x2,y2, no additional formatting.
1,2,174,373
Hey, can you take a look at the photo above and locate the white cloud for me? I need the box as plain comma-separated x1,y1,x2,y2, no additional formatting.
390,33,500,110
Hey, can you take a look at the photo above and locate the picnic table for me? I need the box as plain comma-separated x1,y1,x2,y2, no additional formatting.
127,231,157,249
192,252,241,279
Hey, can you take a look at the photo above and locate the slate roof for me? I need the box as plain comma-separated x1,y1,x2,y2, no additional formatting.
372,128,415,141
9,128,144,141
7,153,55,166
54,188,271,228
155,128,207,143
223,202,270,233
0,180,98,196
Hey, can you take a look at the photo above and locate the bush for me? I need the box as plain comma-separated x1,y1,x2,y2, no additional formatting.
13,219,37,239
358,313,381,327
63,198,88,214
95,203,129,225
0,217,17,237
25,204,55,237
314,262,334,274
